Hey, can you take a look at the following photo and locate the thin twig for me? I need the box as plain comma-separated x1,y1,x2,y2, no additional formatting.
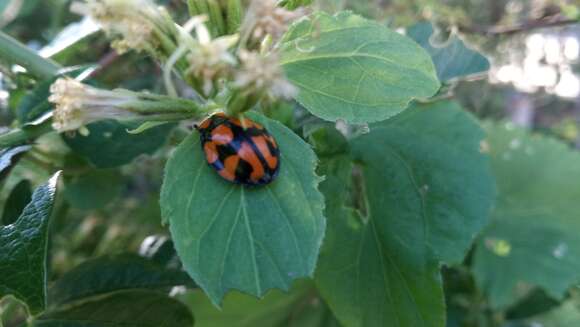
459,18,579,36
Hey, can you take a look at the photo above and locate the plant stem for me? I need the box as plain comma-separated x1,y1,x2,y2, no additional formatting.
0,31,61,80
0,119,53,148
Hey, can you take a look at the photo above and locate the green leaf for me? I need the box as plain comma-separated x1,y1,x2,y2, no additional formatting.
367,101,496,264
181,281,312,327
281,0,313,10
508,299,580,327
63,169,123,210
160,112,325,306
139,235,180,268
0,172,60,314
64,120,174,168
406,22,490,82
1,180,32,225
316,101,495,327
48,254,194,308
316,156,446,327
473,124,580,308
280,11,440,124
34,290,193,327
0,145,31,181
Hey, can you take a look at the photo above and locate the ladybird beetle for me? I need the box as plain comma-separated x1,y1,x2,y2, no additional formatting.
197,113,280,186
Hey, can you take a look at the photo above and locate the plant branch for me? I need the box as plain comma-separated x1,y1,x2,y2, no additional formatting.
0,119,53,148
458,18,579,36
0,31,62,80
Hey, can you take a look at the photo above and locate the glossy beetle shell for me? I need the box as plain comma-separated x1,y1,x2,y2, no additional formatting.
197,113,280,186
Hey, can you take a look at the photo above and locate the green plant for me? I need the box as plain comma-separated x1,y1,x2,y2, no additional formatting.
1,0,579,326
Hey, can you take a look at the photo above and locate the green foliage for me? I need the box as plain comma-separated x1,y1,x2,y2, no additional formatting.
0,145,31,181
406,22,491,82
0,173,60,314
63,169,123,210
64,121,174,168
473,124,580,309
182,281,328,327
281,12,440,123
34,290,193,327
48,254,193,308
315,101,495,327
1,180,32,225
2,0,579,325
161,112,325,305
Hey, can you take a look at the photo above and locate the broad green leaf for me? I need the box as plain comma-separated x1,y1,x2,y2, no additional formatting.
316,101,495,327
280,11,440,124
63,169,123,210
64,120,174,168
160,112,325,305
0,172,60,314
48,254,194,308
368,101,496,264
34,290,193,327
181,281,313,327
0,145,31,181
473,124,580,308
406,22,490,82
316,156,445,327
1,180,32,225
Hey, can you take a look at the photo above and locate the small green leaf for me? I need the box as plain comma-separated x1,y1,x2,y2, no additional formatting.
64,120,174,168
48,254,194,308
0,172,60,314
35,290,193,327
280,11,440,124
63,169,124,210
161,112,325,306
0,145,31,181
406,22,490,82
473,123,580,308
1,180,32,225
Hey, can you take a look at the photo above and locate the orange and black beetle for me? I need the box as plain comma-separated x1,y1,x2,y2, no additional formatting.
196,113,280,186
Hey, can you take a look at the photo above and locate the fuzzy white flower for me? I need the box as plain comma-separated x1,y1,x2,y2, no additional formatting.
186,22,239,96
72,0,173,53
49,78,139,134
241,0,305,44
234,50,297,100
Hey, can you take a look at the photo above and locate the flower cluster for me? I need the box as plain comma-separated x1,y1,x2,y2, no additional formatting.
57,0,307,132
234,50,297,100
241,0,305,44
185,22,239,97
72,0,177,54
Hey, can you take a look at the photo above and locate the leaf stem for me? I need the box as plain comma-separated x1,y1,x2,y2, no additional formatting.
0,31,61,80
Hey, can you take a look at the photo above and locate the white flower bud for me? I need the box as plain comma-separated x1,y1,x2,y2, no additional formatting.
73,0,175,54
49,78,139,133
234,50,297,100
186,22,239,96
241,0,305,44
